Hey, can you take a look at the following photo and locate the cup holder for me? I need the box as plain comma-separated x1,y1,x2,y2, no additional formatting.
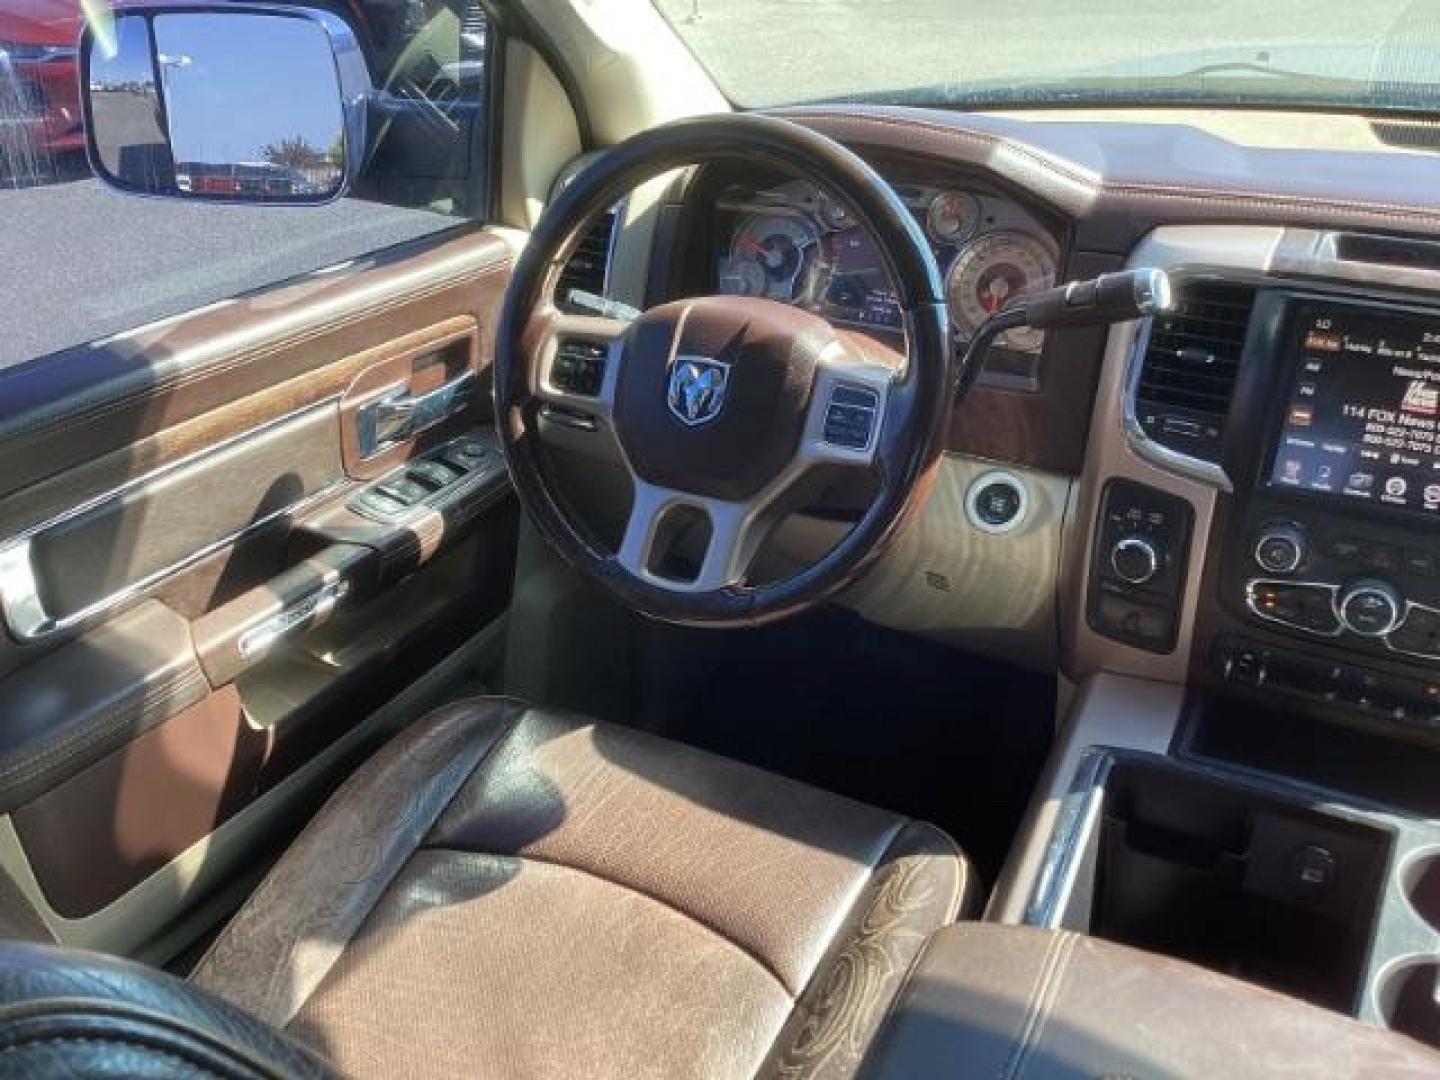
1377,958,1440,1048
1402,847,1440,933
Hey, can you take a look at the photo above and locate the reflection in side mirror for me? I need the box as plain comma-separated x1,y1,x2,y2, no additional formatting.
81,5,368,203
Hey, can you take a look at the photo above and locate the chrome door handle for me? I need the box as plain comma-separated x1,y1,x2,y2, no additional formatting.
356,372,476,458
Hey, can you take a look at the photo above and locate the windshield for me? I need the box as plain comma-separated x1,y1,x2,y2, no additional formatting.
655,1,1440,114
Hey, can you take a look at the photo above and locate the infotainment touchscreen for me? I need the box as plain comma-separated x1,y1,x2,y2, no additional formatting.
1269,305,1440,515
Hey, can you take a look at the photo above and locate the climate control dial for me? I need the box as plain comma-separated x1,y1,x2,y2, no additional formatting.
1338,580,1404,637
1253,523,1308,575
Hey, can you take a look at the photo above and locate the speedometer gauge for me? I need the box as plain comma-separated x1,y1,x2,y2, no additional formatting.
945,231,1057,354
719,213,819,303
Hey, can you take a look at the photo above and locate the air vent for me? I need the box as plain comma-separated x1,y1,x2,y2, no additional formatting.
556,207,618,315
1135,280,1256,463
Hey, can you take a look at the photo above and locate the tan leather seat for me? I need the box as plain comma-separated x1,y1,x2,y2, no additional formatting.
189,698,978,1079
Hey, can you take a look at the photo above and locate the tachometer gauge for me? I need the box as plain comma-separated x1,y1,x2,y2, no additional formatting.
945,231,1057,354
722,213,819,303
926,191,980,244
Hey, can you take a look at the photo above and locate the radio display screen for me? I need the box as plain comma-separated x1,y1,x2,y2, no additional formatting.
1269,304,1440,514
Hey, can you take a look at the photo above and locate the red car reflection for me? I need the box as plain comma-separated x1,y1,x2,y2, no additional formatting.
0,0,84,155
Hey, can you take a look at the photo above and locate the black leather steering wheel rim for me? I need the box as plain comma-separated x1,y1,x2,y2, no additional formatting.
493,113,950,628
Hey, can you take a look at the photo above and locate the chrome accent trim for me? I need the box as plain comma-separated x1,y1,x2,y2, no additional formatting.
0,399,345,643
1134,267,1173,315
601,198,626,300
1337,580,1403,638
964,469,1029,535
355,372,476,459
1386,600,1440,662
1121,315,1234,492
237,577,350,660
537,405,597,433
1252,527,1304,575
1244,577,1343,638
1110,535,1159,584
2,398,340,549
1024,748,1113,928
0,479,347,644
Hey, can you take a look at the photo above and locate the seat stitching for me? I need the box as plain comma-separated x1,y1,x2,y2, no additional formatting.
1004,930,1077,1080
418,848,792,999
1014,931,1078,1079
998,929,1066,1080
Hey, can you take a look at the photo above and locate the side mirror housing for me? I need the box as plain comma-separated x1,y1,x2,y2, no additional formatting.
80,4,368,203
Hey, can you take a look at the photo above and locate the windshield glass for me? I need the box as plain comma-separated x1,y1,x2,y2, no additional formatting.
654,1,1440,114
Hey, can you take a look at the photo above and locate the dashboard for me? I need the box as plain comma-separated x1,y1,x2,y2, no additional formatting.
607,105,1440,748
707,174,1061,361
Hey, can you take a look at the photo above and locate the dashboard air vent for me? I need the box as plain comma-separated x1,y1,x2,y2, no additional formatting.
556,207,618,314
1134,280,1256,463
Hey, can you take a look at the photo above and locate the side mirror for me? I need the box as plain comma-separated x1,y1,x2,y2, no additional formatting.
80,4,368,203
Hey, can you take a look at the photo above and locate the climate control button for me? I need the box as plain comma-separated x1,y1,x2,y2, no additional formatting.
1253,523,1307,575
1338,580,1404,637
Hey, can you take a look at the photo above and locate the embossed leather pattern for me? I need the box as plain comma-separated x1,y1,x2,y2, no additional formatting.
761,821,975,1080
193,698,971,1079
189,697,526,1026
859,924,1440,1079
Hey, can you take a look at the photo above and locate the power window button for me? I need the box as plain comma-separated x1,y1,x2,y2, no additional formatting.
376,476,431,506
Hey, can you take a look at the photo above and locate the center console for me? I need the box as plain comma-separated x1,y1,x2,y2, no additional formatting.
1205,294,1440,744
1009,230,1440,1054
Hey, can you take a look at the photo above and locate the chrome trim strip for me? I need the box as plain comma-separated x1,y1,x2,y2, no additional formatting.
1024,747,1113,928
1,398,340,549
1386,600,1440,662
0,398,345,643
0,479,347,644
1121,315,1234,492
600,198,626,300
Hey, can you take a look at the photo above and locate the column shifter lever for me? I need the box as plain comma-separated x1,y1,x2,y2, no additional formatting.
954,268,1173,399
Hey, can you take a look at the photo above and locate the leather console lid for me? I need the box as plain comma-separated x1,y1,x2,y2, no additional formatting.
859,924,1437,1079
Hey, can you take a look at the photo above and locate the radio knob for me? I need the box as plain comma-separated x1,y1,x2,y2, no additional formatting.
1111,535,1161,586
1254,524,1308,575
1338,579,1404,637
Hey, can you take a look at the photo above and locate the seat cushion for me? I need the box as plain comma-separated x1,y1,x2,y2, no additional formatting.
190,698,976,1079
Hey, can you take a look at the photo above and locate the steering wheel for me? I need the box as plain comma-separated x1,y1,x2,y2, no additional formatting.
493,114,950,627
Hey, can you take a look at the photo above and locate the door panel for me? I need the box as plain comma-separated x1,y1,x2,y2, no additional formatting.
13,685,252,919
22,403,342,630
0,227,517,955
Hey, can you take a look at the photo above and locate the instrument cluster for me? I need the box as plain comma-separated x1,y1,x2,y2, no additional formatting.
713,178,1060,355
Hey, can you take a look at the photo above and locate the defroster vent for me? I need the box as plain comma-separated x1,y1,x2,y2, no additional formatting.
1134,280,1256,464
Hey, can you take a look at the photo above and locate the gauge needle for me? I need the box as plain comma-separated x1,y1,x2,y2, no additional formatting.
736,236,786,270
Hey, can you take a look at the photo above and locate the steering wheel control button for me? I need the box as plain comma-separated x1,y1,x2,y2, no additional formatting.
1338,580,1404,637
965,470,1028,534
823,384,879,450
551,339,608,397
1110,536,1161,585
1254,524,1307,575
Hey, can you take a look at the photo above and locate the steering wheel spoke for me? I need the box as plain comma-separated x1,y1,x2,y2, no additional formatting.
617,480,777,593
